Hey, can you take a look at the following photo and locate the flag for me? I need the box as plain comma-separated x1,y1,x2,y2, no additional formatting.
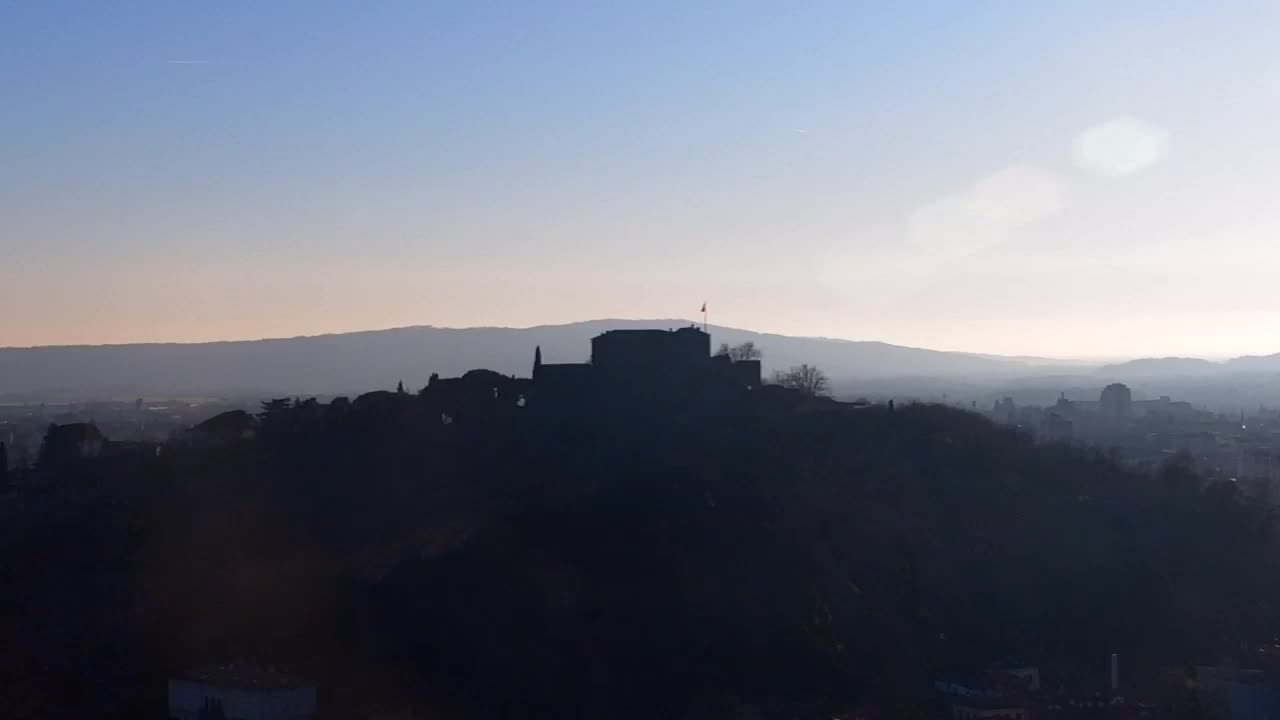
701,302,706,313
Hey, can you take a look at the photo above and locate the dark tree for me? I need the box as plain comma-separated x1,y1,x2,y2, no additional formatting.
258,398,294,423
714,341,762,361
37,422,103,468
198,698,227,720
772,364,829,396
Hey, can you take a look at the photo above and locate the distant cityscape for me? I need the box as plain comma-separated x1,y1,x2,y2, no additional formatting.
983,383,1280,496
9,350,1280,502
0,398,253,469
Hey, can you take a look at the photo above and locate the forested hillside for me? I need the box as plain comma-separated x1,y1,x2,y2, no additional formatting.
2,386,1274,718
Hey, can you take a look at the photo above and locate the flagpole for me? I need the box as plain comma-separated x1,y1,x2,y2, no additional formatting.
702,302,708,333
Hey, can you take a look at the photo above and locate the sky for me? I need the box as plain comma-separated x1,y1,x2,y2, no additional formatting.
4,1,1280,358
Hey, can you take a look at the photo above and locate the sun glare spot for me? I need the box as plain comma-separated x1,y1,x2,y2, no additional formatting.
1073,116,1169,177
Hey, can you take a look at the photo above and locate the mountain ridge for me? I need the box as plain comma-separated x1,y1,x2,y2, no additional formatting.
0,319,1081,400
1096,356,1223,377
3,320,1275,401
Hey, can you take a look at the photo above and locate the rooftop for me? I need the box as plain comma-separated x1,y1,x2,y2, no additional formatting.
179,663,312,691
594,326,706,337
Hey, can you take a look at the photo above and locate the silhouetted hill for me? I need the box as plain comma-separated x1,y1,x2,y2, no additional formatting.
0,320,1080,400
4,386,1275,717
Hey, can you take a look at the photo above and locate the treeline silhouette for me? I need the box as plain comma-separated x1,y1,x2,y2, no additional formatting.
1,381,1276,718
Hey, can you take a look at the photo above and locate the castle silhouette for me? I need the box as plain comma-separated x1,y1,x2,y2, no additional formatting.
534,325,761,392
423,325,762,416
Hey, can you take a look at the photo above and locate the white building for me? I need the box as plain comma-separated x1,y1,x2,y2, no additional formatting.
168,664,316,720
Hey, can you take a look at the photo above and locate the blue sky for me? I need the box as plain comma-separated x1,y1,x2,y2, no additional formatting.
4,2,1280,356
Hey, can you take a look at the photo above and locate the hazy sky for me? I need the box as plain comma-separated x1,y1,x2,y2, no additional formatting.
4,2,1280,357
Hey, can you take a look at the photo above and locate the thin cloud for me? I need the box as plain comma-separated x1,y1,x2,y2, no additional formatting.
164,59,212,65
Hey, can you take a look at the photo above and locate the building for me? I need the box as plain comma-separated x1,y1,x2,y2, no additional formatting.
936,677,1029,720
1040,412,1074,444
937,655,1157,720
38,422,104,465
950,697,1028,720
591,326,712,384
1132,396,1197,422
993,397,1017,425
1192,666,1280,720
168,664,316,720
530,326,762,397
1099,384,1133,418
1234,448,1280,500
418,326,765,420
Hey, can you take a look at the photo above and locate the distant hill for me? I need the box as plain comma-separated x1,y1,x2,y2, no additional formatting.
1226,353,1280,372
1096,354,1280,379
1096,357,1223,378
0,320,1077,400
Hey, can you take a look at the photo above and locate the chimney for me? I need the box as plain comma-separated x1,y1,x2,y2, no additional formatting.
1110,653,1119,692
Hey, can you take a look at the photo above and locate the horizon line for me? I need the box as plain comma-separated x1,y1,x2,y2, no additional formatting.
0,318,1216,364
